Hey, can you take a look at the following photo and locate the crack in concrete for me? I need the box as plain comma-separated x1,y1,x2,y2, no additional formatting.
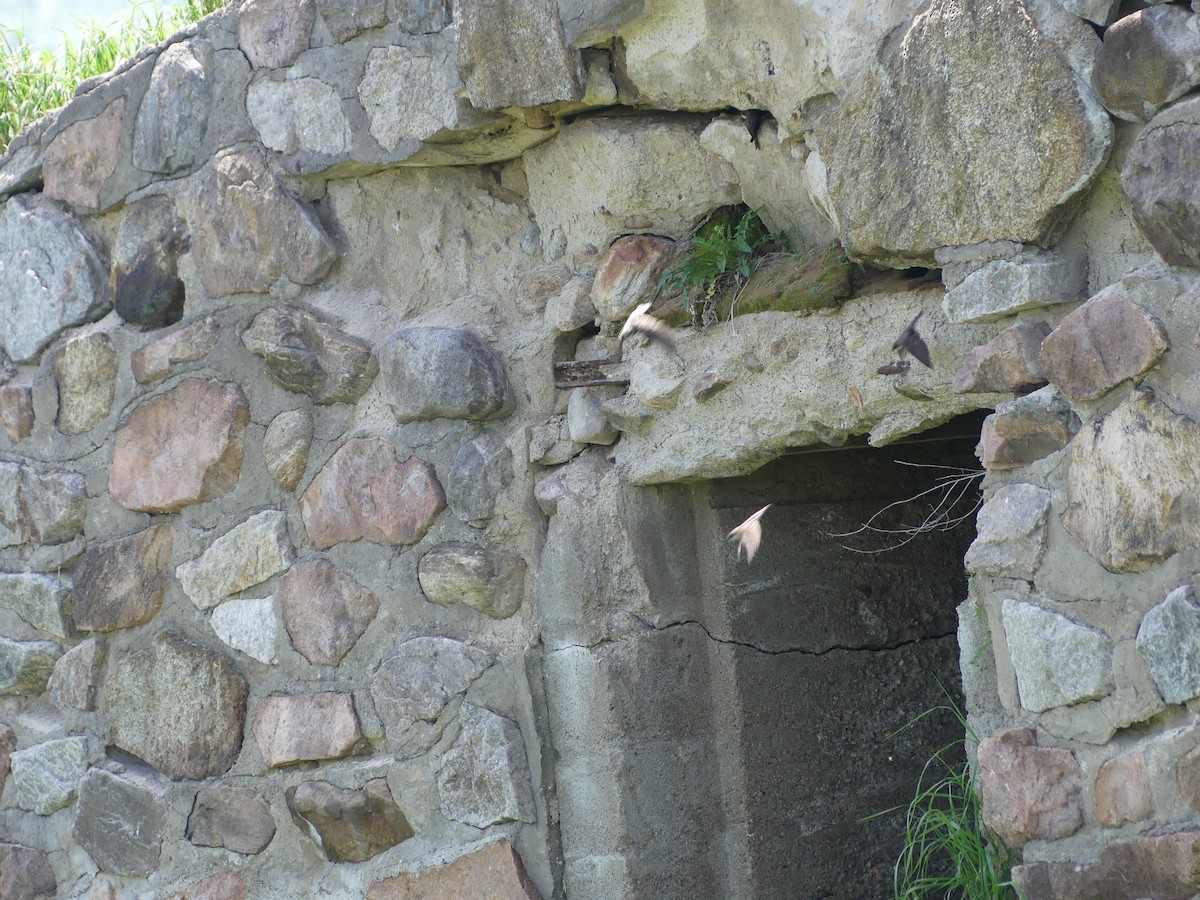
546,616,956,657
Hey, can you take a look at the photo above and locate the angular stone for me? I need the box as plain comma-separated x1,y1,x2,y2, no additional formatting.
1040,285,1169,402
694,368,733,402
189,146,337,297
263,408,313,491
964,484,1051,580
280,559,379,666
315,0,386,42
979,386,1078,471
210,596,278,665
942,251,1086,324
241,306,377,404
977,725,1084,848
187,783,276,854
934,240,1025,289
1093,6,1200,123
253,692,361,767
8,736,88,814
567,386,620,445
133,40,212,174
371,637,493,759
456,0,580,109
0,637,61,696
1096,750,1153,827
166,871,246,900
379,327,514,423
248,76,352,156
437,705,535,827
547,275,597,334
815,1,1111,267
367,840,539,900
130,316,218,384
0,843,56,900
48,638,105,711
418,543,526,619
176,510,293,610
109,379,249,513
0,722,15,804
1063,392,1200,572
74,523,174,632
286,778,414,863
528,415,584,466
446,432,513,527
0,462,86,549
357,40,497,153
953,321,1050,395
42,97,126,211
1124,97,1200,267
111,197,188,329
590,235,675,323
525,116,726,266
1002,599,1115,712
1013,830,1200,899
517,264,572,315
1138,586,1200,705
108,632,248,780
238,0,315,69
301,438,445,549
0,194,109,362
0,572,72,637
53,331,117,434
0,382,34,441
73,767,167,876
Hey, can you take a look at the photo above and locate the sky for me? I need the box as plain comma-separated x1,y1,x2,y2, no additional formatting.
0,0,167,53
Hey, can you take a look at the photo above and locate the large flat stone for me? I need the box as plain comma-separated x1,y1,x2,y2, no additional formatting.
285,778,414,863
300,438,444,549
379,326,514,423
367,840,539,900
1001,599,1115,712
187,783,276,855
176,510,293,610
279,559,379,666
1063,391,1200,572
252,692,361,767
73,523,174,632
814,0,1111,266
241,306,377,405
1138,586,1200,706
109,379,249,513
8,736,88,814
436,705,535,827
0,572,72,637
371,637,493,759
1123,97,1200,267
73,766,168,877
0,194,109,362
108,632,248,780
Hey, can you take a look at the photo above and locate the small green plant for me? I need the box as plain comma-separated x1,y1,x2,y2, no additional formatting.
868,703,1021,899
0,0,226,151
659,207,781,327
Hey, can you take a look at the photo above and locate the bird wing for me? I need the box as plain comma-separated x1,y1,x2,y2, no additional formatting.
621,304,677,354
728,504,772,562
904,331,933,368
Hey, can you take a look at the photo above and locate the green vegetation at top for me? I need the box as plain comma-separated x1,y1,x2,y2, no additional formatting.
0,0,225,152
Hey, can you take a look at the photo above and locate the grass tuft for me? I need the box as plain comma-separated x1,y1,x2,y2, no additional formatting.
0,0,225,152
868,702,1022,900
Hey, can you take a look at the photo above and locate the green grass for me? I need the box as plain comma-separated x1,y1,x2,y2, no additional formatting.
0,0,225,152
869,703,1022,899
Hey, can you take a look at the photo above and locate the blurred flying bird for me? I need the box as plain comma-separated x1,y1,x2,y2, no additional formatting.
618,302,677,356
893,311,932,368
729,504,772,563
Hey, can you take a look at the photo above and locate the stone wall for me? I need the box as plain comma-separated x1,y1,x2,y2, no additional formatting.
0,0,1197,897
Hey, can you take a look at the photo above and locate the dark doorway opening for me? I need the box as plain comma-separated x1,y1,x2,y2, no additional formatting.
703,413,984,898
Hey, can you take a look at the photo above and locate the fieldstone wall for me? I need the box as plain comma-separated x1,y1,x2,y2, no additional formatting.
0,0,1196,897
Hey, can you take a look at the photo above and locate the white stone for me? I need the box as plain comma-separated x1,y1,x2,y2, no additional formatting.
964,484,1051,580
176,510,294,610
943,251,1087,324
1002,599,1115,713
0,572,72,638
210,596,278,665
1137,585,1200,705
248,76,351,155
9,736,89,815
